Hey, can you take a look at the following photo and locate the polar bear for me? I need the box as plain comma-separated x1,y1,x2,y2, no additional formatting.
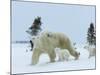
55,48,71,61
31,31,80,65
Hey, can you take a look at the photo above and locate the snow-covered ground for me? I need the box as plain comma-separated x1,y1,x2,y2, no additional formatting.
12,43,95,74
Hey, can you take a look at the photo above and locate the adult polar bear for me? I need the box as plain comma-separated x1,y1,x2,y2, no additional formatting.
31,31,80,65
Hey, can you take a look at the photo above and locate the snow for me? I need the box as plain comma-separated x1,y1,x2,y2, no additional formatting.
12,43,95,74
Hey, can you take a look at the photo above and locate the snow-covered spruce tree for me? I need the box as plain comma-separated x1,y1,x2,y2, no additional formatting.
26,16,42,36
87,23,96,47
26,16,42,51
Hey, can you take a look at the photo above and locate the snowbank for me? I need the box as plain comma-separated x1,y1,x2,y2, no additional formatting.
11,43,95,74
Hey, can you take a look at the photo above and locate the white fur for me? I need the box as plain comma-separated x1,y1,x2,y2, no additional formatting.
31,31,80,65
55,48,71,61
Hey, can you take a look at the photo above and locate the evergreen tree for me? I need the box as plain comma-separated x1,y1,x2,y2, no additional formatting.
87,23,96,46
26,16,42,51
26,16,42,36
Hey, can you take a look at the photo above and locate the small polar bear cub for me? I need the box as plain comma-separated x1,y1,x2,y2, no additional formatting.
55,48,71,61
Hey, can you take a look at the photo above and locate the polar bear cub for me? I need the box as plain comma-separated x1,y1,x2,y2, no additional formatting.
55,48,71,61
